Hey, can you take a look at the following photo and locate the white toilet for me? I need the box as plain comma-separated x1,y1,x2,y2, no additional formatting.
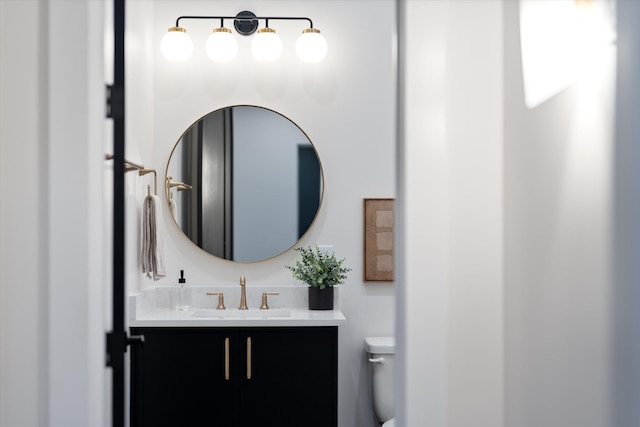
365,337,396,427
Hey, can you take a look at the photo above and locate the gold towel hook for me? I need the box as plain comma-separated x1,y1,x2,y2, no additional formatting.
139,169,157,195
105,154,157,195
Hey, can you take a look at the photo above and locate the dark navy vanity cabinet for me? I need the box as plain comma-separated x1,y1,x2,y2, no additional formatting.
130,326,338,427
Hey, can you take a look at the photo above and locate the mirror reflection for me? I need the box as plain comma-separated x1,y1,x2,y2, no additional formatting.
166,106,323,262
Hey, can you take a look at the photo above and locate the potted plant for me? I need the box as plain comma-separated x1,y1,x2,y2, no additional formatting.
286,246,351,310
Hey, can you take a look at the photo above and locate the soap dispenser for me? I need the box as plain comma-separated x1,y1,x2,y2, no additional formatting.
174,270,191,311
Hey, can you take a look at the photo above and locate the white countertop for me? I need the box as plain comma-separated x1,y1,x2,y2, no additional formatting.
129,286,346,327
130,307,346,327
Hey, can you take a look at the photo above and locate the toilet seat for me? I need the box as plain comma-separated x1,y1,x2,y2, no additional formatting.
382,418,396,427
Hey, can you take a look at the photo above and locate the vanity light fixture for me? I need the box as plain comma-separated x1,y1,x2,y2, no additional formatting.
160,27,194,62
205,27,238,63
160,11,327,63
251,25,283,63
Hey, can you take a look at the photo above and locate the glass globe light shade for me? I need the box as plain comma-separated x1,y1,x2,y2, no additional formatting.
206,28,238,63
296,28,328,63
251,28,283,62
160,27,193,62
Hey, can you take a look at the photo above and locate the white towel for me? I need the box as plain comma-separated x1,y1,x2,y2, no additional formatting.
141,194,166,280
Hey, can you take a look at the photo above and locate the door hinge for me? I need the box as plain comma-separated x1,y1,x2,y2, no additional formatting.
106,84,124,119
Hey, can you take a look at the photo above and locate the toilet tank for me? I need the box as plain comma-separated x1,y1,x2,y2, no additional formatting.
365,337,395,423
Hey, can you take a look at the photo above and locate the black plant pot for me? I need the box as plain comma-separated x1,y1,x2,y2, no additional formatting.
308,286,334,310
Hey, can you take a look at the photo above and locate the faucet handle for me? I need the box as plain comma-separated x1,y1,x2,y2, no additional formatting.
206,292,226,310
260,292,280,310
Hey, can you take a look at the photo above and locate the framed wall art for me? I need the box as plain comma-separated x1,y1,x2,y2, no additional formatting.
363,198,395,281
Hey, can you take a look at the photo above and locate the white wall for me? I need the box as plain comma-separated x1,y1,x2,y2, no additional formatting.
0,2,49,425
126,1,396,426
397,2,448,425
401,1,624,427
444,3,504,426
399,1,504,426
0,1,107,427
125,0,156,308
504,1,616,425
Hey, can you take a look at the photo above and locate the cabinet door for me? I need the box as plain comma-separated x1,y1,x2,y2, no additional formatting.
238,327,338,427
131,327,237,427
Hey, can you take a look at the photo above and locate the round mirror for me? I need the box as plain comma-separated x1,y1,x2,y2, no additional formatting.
166,105,323,262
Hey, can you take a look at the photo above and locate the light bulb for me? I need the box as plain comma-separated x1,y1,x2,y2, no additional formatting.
296,28,327,63
251,28,283,62
206,27,238,63
160,27,193,62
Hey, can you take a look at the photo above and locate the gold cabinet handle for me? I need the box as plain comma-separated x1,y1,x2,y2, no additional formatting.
247,337,252,380
224,337,230,381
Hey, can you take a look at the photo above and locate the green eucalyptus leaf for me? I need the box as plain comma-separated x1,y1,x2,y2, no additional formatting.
285,246,352,288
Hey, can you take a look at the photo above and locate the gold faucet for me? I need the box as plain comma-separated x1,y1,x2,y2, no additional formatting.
260,292,279,310
239,276,248,310
206,292,226,310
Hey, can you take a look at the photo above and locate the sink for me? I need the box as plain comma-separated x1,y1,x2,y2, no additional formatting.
191,309,291,318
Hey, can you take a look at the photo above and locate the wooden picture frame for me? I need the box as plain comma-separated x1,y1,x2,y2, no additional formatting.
364,198,395,281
